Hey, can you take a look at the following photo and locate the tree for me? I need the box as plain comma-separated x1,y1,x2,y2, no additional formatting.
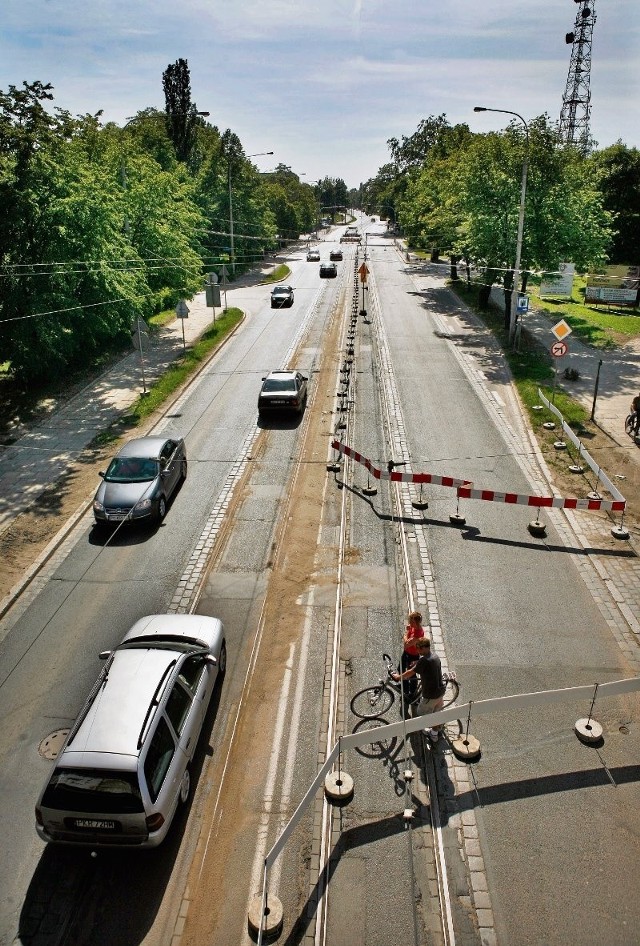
457,116,612,318
162,58,202,164
589,143,640,264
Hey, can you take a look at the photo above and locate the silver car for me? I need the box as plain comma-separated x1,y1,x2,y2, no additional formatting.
93,435,187,525
35,614,226,848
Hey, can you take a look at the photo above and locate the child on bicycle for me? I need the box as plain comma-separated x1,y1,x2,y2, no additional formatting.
398,610,426,702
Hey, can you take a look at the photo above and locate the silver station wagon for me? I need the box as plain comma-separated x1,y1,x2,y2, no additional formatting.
35,614,226,848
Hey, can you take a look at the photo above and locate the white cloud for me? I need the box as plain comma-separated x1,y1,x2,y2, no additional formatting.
0,0,637,186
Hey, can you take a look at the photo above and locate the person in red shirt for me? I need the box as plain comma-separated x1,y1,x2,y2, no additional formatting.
398,610,426,703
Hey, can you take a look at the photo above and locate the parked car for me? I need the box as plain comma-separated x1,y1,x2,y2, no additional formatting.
270,285,294,308
258,370,308,417
319,262,337,278
306,248,320,261
35,614,226,848
93,436,187,526
329,249,343,261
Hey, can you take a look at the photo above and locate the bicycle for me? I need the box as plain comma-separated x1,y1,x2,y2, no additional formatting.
350,653,460,719
625,412,639,440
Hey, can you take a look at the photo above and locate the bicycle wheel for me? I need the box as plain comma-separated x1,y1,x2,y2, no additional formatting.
441,677,460,708
352,717,398,758
350,684,395,719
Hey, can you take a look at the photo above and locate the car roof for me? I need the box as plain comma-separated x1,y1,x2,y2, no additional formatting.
60,614,223,764
117,436,174,458
264,370,297,379
62,647,178,761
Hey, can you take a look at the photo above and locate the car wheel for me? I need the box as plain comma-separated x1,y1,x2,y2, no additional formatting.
217,641,227,677
156,496,167,523
179,767,191,805
180,459,187,481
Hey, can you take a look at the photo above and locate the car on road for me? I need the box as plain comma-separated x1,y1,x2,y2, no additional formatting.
306,248,320,261
93,436,187,526
35,613,226,849
258,370,308,417
319,262,337,278
329,249,343,261
270,285,294,308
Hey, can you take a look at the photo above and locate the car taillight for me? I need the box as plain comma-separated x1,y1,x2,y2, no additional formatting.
35,806,43,826
145,812,165,833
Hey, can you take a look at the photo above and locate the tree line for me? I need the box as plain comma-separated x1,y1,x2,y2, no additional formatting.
0,60,348,385
358,113,639,318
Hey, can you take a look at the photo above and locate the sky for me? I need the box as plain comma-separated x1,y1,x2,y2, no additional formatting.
1,0,638,189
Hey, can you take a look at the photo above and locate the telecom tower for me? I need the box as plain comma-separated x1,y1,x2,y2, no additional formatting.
559,0,597,151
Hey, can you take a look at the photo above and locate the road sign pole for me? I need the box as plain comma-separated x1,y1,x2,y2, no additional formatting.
137,320,147,394
591,358,603,421
181,316,186,353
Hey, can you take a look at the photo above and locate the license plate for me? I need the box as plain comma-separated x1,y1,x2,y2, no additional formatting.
271,400,286,405
107,514,126,521
74,818,116,830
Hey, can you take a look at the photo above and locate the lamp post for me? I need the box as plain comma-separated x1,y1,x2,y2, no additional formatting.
228,150,273,276
473,106,529,345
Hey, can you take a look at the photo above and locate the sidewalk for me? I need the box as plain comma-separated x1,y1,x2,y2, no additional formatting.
0,261,281,536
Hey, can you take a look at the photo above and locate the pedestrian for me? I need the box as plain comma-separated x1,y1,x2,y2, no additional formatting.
391,636,446,742
631,393,640,435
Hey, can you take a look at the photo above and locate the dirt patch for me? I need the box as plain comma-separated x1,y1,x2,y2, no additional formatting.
534,416,640,547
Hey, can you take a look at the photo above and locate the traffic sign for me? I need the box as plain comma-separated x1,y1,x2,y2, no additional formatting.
358,263,369,283
551,340,568,358
175,299,189,319
551,319,572,341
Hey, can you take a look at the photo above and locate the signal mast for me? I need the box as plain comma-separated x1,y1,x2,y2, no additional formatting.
559,0,597,152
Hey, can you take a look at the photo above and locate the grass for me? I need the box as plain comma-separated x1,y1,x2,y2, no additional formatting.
528,274,640,349
263,264,291,284
149,308,177,329
92,307,244,445
451,282,591,437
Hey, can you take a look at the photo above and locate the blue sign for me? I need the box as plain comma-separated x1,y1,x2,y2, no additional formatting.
517,293,529,313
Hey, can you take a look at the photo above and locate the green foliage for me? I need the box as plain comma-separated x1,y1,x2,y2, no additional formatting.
263,264,291,284
588,143,640,264
122,308,243,425
162,58,205,165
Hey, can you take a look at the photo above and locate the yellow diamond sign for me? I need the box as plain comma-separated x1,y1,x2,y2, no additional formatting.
551,319,572,341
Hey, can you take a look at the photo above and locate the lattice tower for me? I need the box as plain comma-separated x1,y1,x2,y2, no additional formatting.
559,0,597,152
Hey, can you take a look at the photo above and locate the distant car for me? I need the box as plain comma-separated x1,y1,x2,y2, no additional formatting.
306,249,320,262
93,436,187,526
271,285,294,308
319,262,337,278
258,370,308,417
35,613,226,849
329,249,343,261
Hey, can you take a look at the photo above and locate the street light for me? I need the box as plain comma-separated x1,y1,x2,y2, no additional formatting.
228,150,273,275
473,106,529,345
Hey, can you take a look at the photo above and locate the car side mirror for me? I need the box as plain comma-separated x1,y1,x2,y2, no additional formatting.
98,650,112,660
99,471,105,478
204,654,217,666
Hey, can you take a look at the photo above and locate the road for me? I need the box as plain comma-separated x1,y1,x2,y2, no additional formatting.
0,217,638,946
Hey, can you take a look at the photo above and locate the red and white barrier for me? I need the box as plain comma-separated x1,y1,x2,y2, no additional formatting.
330,439,626,513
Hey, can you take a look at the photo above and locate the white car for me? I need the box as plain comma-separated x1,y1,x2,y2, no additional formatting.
35,614,226,848
306,249,320,261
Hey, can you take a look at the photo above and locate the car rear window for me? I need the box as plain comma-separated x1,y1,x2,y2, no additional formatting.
41,768,144,814
262,378,296,392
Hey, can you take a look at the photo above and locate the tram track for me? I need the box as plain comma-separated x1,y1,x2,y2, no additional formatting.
317,247,459,946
